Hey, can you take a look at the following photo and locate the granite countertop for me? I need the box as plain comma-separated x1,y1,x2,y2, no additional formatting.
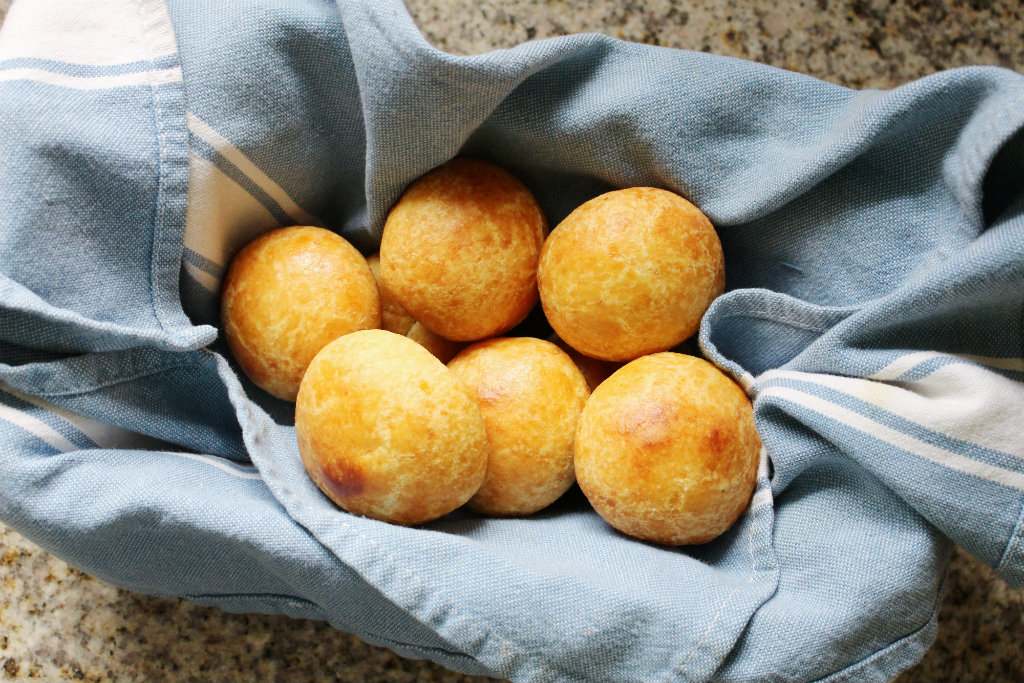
1,0,1022,681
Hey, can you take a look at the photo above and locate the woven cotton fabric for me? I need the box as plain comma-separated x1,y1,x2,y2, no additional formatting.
1,1,1022,681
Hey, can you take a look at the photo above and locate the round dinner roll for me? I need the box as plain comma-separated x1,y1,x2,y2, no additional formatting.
447,337,589,516
380,158,548,341
366,252,416,335
221,225,380,401
538,187,724,362
295,330,489,526
368,252,466,361
550,334,622,392
574,352,760,545
406,321,466,364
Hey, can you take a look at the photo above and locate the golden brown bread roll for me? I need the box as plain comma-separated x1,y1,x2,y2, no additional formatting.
380,158,548,342
538,187,724,362
574,352,759,545
295,329,489,526
406,321,467,364
448,337,589,516
220,225,380,401
368,252,467,361
549,334,622,392
366,252,416,336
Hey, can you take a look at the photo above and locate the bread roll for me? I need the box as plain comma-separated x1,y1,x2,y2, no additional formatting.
221,225,380,401
296,330,488,526
368,252,466,361
574,352,759,545
448,337,589,516
366,252,416,336
538,187,724,362
380,158,548,341
549,335,622,392
406,321,466,364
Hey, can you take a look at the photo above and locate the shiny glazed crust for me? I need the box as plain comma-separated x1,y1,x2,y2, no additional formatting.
379,158,548,341
538,187,724,362
448,337,590,516
220,226,381,401
574,352,759,545
295,329,489,526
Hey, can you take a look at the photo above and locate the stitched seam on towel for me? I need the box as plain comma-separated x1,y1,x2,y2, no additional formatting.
17,360,203,398
239,391,604,683
997,248,1024,580
259,458,535,676
183,591,489,663
715,312,837,334
135,0,172,336
666,508,761,682
996,490,1024,579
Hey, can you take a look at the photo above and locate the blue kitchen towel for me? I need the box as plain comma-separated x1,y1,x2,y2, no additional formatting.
1,1,1023,681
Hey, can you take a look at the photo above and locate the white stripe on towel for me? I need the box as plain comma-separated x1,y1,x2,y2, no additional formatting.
750,487,773,512
762,364,1024,462
0,380,162,451
183,259,221,293
867,351,945,381
0,382,260,480
0,66,182,90
186,112,322,228
0,0,176,65
758,385,1024,491
172,452,262,480
0,402,78,452
869,351,1024,381
749,446,773,511
183,152,281,289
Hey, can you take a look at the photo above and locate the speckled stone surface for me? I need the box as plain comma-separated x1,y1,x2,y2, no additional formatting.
1,1,1023,682
404,0,1023,89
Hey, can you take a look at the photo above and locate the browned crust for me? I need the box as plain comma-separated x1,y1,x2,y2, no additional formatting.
380,158,548,342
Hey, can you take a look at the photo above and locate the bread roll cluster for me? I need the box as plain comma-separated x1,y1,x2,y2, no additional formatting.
538,187,725,362
448,337,588,517
221,157,760,544
296,330,488,526
220,225,380,401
